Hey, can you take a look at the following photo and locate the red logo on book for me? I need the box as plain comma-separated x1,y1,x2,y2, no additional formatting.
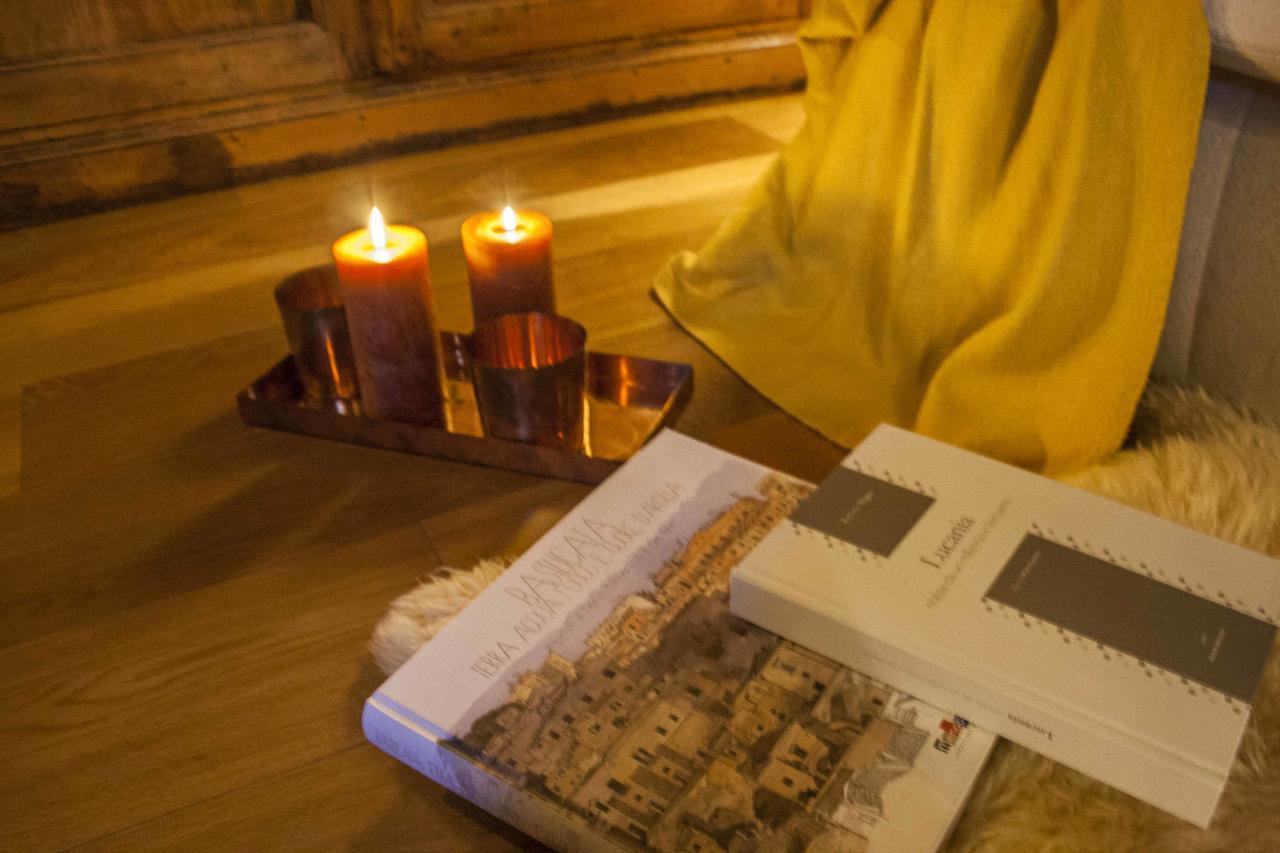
934,715,969,753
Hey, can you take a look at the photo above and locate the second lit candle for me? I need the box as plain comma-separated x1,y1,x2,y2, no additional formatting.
461,206,555,324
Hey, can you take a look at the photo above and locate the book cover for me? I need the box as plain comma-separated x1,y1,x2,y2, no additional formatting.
731,424,1280,827
365,430,995,852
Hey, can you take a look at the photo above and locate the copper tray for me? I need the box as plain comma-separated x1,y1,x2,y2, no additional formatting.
237,331,692,484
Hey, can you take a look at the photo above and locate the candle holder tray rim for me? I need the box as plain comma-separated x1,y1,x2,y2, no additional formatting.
236,331,692,485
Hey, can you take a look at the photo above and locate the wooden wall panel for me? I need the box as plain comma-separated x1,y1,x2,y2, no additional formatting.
0,0,809,225
381,0,798,70
308,0,377,76
0,26,803,228
0,24,342,133
0,0,301,62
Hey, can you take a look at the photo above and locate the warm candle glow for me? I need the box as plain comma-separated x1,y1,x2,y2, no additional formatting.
368,206,389,259
461,208,555,323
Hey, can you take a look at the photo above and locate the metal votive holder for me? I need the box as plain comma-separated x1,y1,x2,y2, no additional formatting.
466,312,587,449
274,265,360,404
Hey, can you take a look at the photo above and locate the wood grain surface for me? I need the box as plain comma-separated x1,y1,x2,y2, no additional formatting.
0,94,848,851
0,23,343,133
0,0,300,62
407,0,799,67
1,24,804,229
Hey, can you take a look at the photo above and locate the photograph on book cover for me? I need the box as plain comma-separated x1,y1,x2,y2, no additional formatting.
382,435,993,853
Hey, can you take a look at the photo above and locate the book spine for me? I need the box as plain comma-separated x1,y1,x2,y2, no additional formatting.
362,697,628,853
730,571,1223,828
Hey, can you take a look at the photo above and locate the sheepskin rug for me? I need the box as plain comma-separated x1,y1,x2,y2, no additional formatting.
372,386,1280,851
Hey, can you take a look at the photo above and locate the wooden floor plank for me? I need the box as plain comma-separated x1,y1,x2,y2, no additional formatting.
0,115,778,312
0,148,777,405
0,393,17,498
0,523,440,850
76,482,607,853
723,93,808,143
0,424,545,649
0,479,585,850
75,744,542,853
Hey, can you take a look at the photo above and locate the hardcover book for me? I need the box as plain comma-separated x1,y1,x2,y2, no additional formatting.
365,431,995,852
731,425,1280,827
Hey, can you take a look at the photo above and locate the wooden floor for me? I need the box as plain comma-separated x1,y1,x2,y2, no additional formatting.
0,93,850,851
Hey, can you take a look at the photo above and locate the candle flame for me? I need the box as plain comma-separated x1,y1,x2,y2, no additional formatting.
500,206,518,233
369,206,388,251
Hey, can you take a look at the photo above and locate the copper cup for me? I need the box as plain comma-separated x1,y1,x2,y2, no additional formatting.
466,313,587,449
274,265,360,402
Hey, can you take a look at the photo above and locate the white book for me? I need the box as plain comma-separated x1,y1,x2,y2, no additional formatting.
731,424,1279,827
366,430,996,852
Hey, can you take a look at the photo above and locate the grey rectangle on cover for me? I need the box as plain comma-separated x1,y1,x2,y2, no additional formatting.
987,534,1275,703
791,467,935,557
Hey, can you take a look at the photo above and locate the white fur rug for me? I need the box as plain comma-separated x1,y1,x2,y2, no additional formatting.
372,386,1280,851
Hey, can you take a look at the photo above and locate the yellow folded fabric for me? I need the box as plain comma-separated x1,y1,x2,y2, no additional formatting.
654,0,1208,475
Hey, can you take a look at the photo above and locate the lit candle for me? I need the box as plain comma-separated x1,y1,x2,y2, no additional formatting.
332,206,446,426
460,206,555,324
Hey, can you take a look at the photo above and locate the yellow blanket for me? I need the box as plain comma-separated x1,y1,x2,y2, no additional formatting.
654,0,1208,474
